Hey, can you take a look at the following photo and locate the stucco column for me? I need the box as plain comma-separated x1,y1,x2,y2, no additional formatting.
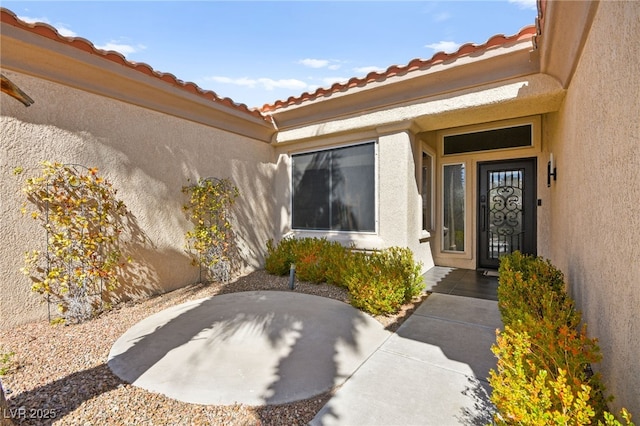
377,124,434,272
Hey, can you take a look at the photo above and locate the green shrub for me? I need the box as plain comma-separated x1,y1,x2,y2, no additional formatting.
498,251,568,327
318,240,352,287
490,326,634,426
264,238,424,315
265,237,297,276
265,237,352,283
490,252,632,424
345,247,424,315
291,237,329,283
0,348,16,376
344,251,403,315
602,410,635,426
490,326,597,425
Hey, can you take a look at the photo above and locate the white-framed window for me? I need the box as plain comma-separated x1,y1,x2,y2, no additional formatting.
292,142,376,232
442,162,466,252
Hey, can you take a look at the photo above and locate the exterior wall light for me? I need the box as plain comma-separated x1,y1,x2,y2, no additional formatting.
547,153,557,187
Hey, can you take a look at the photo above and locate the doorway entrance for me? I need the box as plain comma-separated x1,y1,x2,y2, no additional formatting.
477,158,537,269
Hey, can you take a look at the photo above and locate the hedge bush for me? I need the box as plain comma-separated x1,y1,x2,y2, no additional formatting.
265,237,297,276
345,247,424,315
265,237,352,283
284,237,325,282
490,251,634,425
497,251,568,327
490,326,597,425
264,237,424,315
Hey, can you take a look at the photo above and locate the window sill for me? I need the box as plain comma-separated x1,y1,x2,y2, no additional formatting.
285,230,385,251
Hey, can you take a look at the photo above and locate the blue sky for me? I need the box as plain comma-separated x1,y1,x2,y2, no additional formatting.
3,1,537,108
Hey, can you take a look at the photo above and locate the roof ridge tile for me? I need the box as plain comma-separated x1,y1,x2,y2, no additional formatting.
0,7,266,120
261,25,537,112
2,7,536,118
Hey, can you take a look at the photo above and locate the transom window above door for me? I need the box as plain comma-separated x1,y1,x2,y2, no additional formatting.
292,142,376,232
443,124,533,155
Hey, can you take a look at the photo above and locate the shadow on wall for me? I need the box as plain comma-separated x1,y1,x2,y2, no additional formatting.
231,160,282,272
2,72,279,325
107,208,162,303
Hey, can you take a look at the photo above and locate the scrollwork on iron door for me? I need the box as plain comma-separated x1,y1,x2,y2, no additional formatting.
488,170,524,257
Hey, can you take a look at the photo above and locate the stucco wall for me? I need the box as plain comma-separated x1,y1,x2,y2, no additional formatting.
545,2,640,414
0,71,278,329
378,130,434,271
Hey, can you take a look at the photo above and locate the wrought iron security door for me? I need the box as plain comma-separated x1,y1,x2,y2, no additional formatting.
478,159,536,269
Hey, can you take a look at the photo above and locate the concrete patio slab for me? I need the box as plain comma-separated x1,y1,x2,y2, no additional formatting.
108,270,502,423
107,291,391,406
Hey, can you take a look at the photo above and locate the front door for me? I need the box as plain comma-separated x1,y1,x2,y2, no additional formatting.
477,159,537,269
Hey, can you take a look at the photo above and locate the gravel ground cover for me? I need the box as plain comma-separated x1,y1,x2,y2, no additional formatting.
0,270,427,425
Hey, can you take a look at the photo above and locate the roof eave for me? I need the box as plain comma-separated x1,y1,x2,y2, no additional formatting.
269,35,541,132
0,9,275,142
273,72,565,146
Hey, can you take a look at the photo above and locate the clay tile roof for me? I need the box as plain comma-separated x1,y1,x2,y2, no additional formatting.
0,8,266,120
260,25,537,113
2,7,538,120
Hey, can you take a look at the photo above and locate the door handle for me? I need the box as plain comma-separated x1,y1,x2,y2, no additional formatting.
480,194,487,232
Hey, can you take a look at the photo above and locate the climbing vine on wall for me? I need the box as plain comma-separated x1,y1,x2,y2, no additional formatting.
16,161,129,323
182,177,239,283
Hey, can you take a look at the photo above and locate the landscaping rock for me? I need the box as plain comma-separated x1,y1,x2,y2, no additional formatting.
0,380,14,426
0,270,423,425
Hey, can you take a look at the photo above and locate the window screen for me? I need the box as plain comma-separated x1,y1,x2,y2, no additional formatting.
292,143,375,232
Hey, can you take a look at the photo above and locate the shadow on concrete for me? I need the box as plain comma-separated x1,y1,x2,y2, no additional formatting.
423,267,498,301
107,291,388,406
457,376,495,425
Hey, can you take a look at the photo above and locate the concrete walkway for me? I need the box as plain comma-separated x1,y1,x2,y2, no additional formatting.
311,292,502,425
108,268,503,424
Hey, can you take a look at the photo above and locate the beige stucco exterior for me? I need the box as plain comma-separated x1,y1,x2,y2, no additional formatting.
0,69,278,328
1,0,638,415
542,1,640,414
